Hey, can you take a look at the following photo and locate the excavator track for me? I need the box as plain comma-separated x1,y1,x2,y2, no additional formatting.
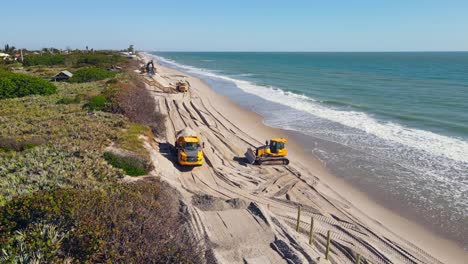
257,157,289,166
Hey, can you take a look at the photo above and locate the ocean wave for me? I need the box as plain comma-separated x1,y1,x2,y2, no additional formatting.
152,53,468,163
232,73,255,77
320,99,369,110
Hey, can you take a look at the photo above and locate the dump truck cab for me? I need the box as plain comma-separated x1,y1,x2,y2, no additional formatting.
176,81,189,92
176,128,203,166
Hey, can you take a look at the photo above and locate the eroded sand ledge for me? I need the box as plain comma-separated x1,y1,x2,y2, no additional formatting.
139,53,467,264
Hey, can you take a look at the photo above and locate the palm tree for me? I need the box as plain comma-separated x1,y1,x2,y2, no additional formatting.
3,44,16,53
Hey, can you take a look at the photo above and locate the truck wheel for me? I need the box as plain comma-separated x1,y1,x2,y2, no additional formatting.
283,159,289,165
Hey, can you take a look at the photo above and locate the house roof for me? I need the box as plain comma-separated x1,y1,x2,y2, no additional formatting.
0,53,10,57
55,70,73,77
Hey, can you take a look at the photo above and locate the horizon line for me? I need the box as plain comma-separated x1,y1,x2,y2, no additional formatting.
147,50,468,53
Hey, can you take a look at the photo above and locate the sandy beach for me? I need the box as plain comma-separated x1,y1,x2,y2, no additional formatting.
139,53,467,264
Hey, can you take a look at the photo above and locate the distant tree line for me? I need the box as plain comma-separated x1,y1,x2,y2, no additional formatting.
23,52,124,67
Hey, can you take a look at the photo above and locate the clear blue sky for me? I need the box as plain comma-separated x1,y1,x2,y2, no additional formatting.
1,0,467,51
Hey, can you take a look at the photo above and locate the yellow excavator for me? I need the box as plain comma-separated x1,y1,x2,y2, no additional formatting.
245,138,289,165
176,80,189,93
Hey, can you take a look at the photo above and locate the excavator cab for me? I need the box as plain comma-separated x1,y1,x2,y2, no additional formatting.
268,138,287,157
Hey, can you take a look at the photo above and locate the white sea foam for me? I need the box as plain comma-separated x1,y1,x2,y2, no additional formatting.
152,54,468,163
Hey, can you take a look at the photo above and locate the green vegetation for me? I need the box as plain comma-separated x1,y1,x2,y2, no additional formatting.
103,74,167,136
0,71,56,99
69,67,115,83
0,180,201,263
0,137,43,152
103,151,151,176
23,52,125,68
0,81,126,206
86,95,108,110
56,95,80,104
0,52,189,262
75,53,123,67
22,54,66,66
118,123,153,156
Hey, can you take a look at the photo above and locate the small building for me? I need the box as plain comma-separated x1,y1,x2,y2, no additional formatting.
0,53,10,60
52,70,73,82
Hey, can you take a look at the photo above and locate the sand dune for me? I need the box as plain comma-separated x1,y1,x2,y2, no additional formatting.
139,54,466,264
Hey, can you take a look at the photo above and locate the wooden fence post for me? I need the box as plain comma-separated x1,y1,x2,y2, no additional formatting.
296,205,301,232
309,217,314,245
325,230,331,260
356,253,361,264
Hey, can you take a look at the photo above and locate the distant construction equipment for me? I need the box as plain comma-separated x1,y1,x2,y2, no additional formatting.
146,60,156,74
176,80,189,92
140,60,156,74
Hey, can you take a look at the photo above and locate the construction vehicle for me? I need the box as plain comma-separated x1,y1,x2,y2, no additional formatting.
245,138,289,165
175,128,204,166
176,80,189,92
140,60,156,74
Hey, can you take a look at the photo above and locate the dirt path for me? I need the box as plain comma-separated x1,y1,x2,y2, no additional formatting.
140,58,451,264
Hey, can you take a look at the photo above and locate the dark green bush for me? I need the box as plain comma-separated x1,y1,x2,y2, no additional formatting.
0,78,15,98
0,72,56,99
0,181,202,263
85,95,107,111
103,151,151,176
68,67,115,83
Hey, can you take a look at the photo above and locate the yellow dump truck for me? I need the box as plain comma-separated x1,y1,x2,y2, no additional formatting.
175,128,204,166
245,138,289,165
176,80,189,92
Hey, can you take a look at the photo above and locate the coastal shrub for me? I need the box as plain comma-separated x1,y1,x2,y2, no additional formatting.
0,85,127,205
56,95,80,104
0,137,44,152
103,151,151,176
117,123,153,156
22,52,124,68
0,145,124,206
0,72,56,99
104,77,167,136
68,67,115,83
0,180,202,263
85,95,107,111
23,54,66,66
0,78,15,98
75,53,124,67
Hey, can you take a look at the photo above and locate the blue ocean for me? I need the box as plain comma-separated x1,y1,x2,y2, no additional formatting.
150,52,468,248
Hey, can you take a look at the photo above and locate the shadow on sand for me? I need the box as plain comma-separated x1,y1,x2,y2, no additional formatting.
233,156,249,167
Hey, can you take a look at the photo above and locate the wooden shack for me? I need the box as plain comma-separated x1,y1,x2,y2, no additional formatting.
52,70,73,82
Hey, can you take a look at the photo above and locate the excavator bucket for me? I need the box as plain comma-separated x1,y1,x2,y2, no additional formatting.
245,148,257,164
